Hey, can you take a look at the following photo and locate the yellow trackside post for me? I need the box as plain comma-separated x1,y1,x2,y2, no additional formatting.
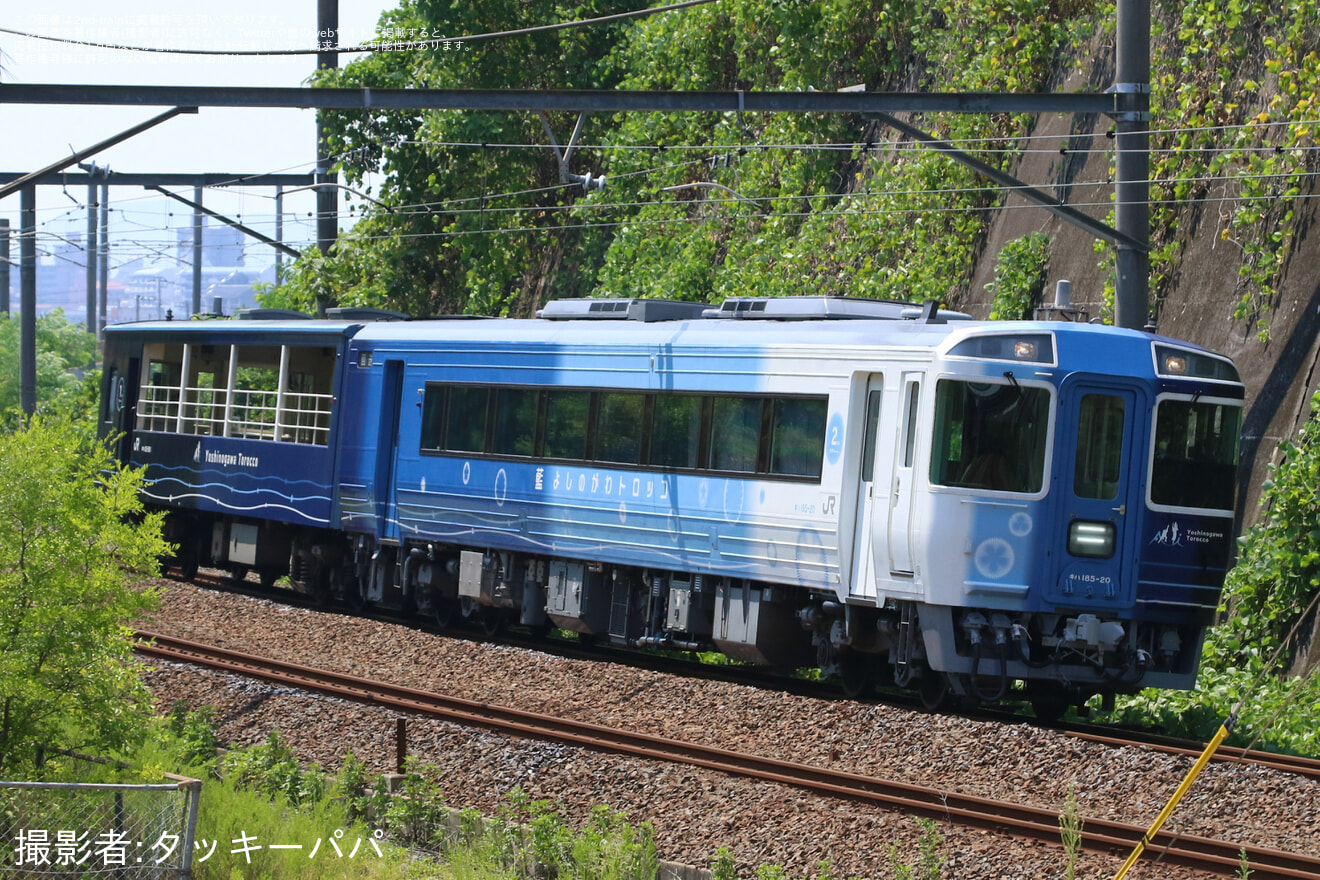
1111,714,1236,880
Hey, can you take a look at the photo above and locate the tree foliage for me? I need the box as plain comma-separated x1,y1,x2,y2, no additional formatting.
263,0,1073,315
0,418,168,775
986,232,1051,320
262,0,1317,333
0,310,99,425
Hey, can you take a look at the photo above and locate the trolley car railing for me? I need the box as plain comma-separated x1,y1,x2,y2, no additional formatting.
136,383,332,446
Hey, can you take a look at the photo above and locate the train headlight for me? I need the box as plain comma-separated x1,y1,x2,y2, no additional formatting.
1153,344,1240,381
1162,353,1188,374
1068,520,1115,558
1013,340,1038,360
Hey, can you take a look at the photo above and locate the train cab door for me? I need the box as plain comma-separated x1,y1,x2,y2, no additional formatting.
1050,381,1142,607
887,374,922,575
103,356,140,464
848,379,884,600
375,360,406,543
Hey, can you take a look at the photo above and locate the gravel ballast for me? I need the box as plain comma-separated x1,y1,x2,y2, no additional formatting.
140,577,1320,879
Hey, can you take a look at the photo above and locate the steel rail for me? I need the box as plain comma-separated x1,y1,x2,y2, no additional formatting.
136,631,1320,879
1064,728,1320,780
181,568,1320,784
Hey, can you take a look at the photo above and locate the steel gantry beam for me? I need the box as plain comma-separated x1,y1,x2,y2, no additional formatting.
0,46,1153,327
0,84,1123,116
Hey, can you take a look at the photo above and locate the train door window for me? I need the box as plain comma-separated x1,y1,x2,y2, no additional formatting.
930,379,1050,493
595,392,646,464
492,387,539,457
545,389,591,460
102,367,119,427
651,394,704,469
443,386,490,453
768,397,827,478
860,389,884,482
710,397,762,473
901,382,920,468
1075,394,1126,500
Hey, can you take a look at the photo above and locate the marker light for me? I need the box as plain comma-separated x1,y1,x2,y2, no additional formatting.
1068,520,1115,558
1013,340,1038,360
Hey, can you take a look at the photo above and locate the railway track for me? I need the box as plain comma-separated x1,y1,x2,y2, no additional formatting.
180,568,1320,785
136,630,1320,880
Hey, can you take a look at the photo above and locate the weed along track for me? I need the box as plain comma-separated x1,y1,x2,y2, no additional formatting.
136,630,1320,880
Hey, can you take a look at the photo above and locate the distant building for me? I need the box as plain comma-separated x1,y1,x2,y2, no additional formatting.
5,213,277,326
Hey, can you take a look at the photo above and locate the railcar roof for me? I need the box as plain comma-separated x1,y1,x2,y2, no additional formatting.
103,319,367,339
101,314,1231,361
353,315,1173,351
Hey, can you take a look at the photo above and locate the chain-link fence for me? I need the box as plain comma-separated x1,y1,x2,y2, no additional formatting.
0,775,201,879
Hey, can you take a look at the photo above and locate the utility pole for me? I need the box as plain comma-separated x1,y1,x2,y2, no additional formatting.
1114,0,1152,330
192,185,204,316
20,186,36,418
316,0,339,307
98,182,108,336
274,184,284,278
0,219,10,314
85,171,99,333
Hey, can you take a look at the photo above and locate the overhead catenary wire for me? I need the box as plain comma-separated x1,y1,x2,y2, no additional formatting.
0,0,720,57
27,168,1315,254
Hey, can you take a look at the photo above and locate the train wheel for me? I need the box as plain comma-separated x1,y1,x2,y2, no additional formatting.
480,609,505,639
840,653,874,700
434,600,456,630
259,569,281,589
1027,682,1071,724
229,564,250,583
176,553,199,582
918,674,950,712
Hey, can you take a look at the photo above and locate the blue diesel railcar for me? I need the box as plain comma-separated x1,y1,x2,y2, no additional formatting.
101,297,1243,715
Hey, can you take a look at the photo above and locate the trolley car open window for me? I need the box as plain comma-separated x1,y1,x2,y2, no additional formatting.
134,342,336,445
1150,399,1240,512
930,379,1050,493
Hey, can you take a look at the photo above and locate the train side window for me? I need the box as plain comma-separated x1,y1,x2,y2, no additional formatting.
595,392,646,464
1075,394,1125,500
545,389,591,460
420,386,447,451
711,397,762,473
769,397,827,478
443,386,490,453
650,394,703,469
492,388,538,457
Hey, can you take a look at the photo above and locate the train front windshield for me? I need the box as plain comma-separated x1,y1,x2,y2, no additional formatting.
1150,399,1241,512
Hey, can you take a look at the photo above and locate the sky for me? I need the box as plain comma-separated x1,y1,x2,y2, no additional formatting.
0,0,397,276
